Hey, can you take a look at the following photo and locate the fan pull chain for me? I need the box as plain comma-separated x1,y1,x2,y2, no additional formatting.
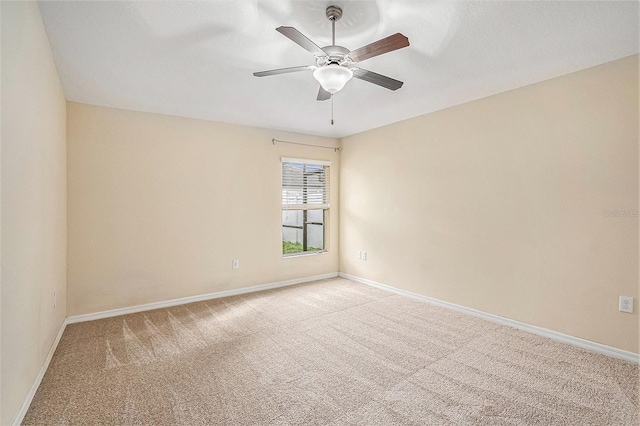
331,96,334,125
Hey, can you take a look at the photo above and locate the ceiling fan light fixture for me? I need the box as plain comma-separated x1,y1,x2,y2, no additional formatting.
313,64,353,94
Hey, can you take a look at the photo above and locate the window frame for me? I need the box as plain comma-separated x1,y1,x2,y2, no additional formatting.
281,157,330,257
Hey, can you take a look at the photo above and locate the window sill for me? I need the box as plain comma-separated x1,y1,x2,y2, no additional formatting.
283,250,327,259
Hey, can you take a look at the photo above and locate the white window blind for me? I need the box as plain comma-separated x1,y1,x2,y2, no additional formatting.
282,158,330,210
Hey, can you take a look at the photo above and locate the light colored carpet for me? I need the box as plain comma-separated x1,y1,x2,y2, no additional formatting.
24,277,638,425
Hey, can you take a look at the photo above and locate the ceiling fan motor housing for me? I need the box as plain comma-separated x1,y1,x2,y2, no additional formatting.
317,45,351,67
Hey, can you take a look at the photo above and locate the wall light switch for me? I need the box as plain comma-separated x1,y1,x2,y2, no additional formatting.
361,251,367,260
232,259,239,269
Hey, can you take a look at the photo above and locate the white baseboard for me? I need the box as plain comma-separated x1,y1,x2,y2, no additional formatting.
66,272,339,324
339,272,639,364
13,319,67,426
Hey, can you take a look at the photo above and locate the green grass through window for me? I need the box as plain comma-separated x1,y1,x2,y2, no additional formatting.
283,241,321,254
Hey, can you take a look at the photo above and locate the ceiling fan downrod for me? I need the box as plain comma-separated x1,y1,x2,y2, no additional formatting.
326,5,342,125
326,5,342,47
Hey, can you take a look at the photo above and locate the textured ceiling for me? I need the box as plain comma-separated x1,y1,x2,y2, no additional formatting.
39,1,639,138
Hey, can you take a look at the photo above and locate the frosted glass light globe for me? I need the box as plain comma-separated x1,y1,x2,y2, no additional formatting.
313,64,353,94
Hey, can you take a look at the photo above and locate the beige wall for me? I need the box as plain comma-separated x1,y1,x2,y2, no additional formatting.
1,2,68,424
340,55,639,353
67,102,339,316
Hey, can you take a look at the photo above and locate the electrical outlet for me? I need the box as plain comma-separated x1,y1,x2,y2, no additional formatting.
361,251,367,260
619,296,633,313
232,259,239,269
358,251,362,259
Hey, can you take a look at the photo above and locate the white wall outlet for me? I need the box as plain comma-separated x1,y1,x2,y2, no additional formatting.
232,259,239,269
358,251,362,259
361,251,367,260
619,296,633,313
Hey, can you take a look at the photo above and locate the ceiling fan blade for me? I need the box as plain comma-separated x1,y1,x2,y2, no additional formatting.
253,65,312,77
348,33,410,63
317,86,331,101
276,26,327,57
352,68,404,91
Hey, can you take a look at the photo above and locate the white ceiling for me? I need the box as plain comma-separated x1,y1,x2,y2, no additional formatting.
39,1,638,138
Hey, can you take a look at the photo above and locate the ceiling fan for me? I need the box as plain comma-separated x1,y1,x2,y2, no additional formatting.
253,5,410,101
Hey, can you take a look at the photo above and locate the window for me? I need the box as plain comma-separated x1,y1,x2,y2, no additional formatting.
282,157,330,256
